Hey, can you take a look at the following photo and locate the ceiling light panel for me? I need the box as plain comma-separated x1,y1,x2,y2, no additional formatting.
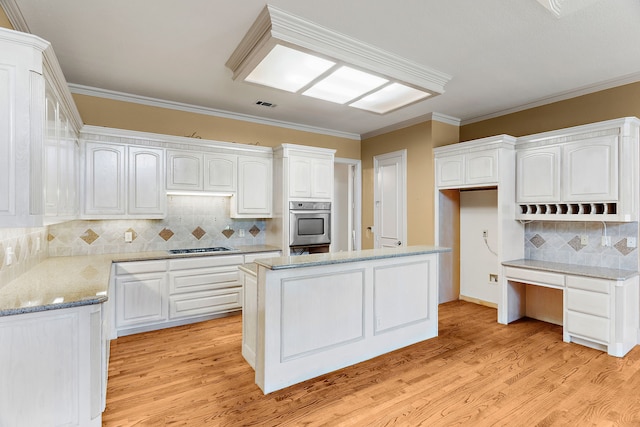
350,83,431,114
302,66,388,104
245,45,335,92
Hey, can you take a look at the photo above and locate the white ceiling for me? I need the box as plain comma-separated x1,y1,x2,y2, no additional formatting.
5,0,640,139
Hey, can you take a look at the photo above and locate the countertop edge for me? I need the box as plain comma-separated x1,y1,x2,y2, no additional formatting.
257,246,451,270
502,259,639,281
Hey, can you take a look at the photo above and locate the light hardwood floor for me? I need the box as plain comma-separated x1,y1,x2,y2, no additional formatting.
103,301,640,426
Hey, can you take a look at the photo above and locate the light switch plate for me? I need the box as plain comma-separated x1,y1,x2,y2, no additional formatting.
124,231,133,243
627,237,637,248
580,235,588,245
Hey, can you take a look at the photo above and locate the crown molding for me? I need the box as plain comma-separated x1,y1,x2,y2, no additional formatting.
461,71,640,126
0,0,30,32
68,84,361,141
361,112,461,140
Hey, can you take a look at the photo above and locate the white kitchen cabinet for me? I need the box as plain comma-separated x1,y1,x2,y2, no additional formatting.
128,146,166,215
83,142,127,216
289,155,334,199
166,150,203,190
112,254,252,336
167,150,237,193
0,303,105,426
516,145,561,203
44,80,80,223
434,141,501,189
515,118,639,221
115,271,168,329
204,153,237,192
83,141,165,218
232,155,273,218
0,28,82,227
562,136,618,202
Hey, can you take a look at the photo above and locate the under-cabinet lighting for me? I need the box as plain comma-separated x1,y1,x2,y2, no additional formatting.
225,5,451,114
166,191,234,197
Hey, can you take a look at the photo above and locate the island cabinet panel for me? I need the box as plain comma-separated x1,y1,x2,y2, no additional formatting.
280,270,365,360
373,260,431,333
252,249,441,394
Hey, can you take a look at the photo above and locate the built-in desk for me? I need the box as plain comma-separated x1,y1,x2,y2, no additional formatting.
501,259,639,357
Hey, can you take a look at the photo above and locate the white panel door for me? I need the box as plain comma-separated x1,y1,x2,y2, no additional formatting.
128,146,165,215
374,150,406,248
516,146,561,203
166,150,202,190
204,153,237,192
562,136,618,202
289,156,312,198
84,142,126,215
311,158,333,199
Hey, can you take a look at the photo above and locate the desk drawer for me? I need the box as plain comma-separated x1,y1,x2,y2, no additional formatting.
566,288,610,318
566,310,609,343
504,267,564,288
566,275,611,294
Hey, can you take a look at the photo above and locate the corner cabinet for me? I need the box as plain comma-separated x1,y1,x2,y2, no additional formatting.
515,118,639,221
232,155,273,218
0,28,82,227
82,141,166,219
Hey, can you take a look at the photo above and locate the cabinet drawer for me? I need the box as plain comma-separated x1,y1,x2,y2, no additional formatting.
566,310,609,343
169,266,239,294
566,288,610,318
504,267,564,288
168,254,244,270
565,275,610,294
169,288,242,319
115,260,167,275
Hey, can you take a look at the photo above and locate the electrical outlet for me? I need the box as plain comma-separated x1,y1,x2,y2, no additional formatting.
238,229,245,237
580,235,588,245
601,236,612,247
124,231,133,243
5,246,13,266
627,237,637,248
482,230,488,238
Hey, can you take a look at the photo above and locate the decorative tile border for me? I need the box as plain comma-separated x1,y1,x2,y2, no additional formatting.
48,195,266,256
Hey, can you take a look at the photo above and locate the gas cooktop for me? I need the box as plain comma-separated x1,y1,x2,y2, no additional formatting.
168,247,236,254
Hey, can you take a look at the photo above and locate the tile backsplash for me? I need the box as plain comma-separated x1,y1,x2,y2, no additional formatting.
48,196,266,256
525,221,638,271
0,227,49,287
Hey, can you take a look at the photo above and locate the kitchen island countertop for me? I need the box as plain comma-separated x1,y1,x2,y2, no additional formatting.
0,245,280,316
256,245,451,270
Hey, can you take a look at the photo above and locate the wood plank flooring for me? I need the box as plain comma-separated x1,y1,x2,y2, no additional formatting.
103,301,640,426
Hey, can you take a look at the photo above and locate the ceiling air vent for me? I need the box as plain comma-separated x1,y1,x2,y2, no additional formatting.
255,100,276,108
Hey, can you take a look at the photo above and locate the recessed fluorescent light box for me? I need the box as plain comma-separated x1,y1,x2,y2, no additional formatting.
226,5,451,114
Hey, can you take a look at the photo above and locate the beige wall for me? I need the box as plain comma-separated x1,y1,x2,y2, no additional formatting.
73,94,360,159
0,6,13,29
360,120,459,249
461,81,640,140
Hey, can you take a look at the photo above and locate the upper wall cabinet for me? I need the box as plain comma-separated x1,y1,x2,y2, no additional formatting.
279,144,335,201
515,118,639,221
167,150,237,193
0,28,82,227
434,135,516,190
82,141,166,219
232,155,273,218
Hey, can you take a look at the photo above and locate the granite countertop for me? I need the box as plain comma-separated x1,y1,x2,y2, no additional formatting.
502,259,639,281
238,263,258,275
0,245,280,316
256,245,451,271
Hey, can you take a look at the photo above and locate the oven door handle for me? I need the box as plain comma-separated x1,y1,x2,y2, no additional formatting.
290,210,331,215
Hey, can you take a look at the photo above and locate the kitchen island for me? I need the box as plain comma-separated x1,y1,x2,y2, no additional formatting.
241,245,450,394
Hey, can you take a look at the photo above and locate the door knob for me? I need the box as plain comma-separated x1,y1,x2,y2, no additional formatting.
397,241,402,246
